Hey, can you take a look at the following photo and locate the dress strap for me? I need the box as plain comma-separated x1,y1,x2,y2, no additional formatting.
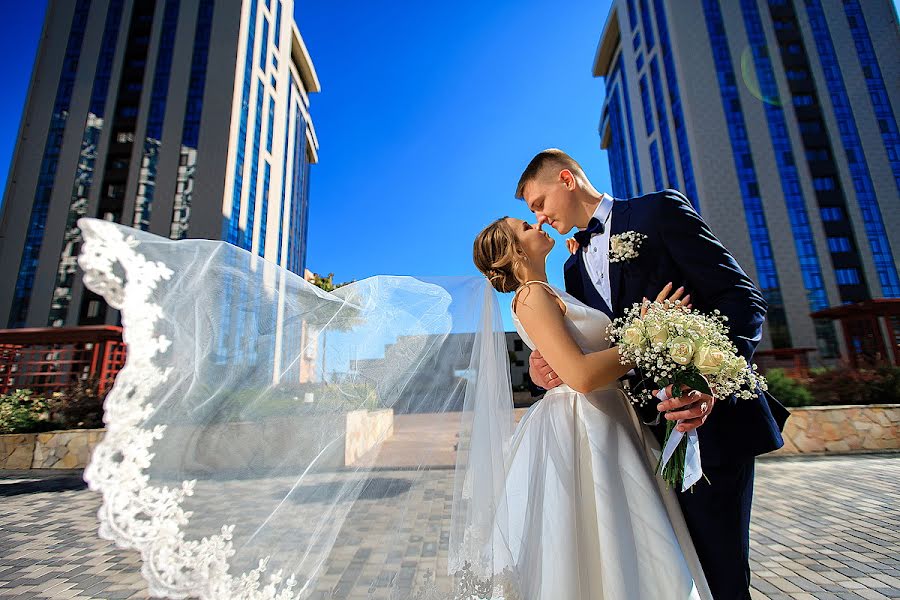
513,280,567,315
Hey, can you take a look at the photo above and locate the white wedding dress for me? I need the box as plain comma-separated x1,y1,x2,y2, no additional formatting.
72,218,708,599
497,281,711,599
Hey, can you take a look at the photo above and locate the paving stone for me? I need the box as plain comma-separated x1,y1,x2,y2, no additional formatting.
1,454,898,598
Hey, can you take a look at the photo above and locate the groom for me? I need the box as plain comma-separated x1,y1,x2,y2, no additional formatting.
517,149,789,599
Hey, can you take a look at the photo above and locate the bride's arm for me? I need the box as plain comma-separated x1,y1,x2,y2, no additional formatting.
514,285,632,394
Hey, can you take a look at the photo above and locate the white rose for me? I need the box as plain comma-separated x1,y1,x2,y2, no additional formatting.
668,337,695,365
645,321,669,345
622,325,645,347
610,237,622,255
693,344,727,375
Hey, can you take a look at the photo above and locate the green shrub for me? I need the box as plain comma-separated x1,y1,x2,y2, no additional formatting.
46,378,106,430
765,369,814,408
0,389,53,434
807,365,900,405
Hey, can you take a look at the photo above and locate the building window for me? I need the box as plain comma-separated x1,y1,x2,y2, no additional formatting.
653,0,697,208
626,0,638,30
820,206,844,221
813,176,836,191
273,1,282,49
640,75,654,135
266,95,275,153
650,139,663,190
650,56,678,189
797,121,819,135
611,55,642,196
225,0,260,245
835,268,861,285
793,94,814,107
607,88,631,198
639,0,654,50
259,16,269,70
805,148,829,162
827,237,852,253
702,0,795,345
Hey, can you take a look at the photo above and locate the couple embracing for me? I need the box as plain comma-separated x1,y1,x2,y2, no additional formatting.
472,148,789,599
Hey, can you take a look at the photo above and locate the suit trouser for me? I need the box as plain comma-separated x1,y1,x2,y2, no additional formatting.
677,458,755,600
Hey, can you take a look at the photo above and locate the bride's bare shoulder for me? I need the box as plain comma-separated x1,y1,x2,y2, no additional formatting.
512,281,567,317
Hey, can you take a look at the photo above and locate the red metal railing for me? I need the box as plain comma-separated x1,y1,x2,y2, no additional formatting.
0,326,126,395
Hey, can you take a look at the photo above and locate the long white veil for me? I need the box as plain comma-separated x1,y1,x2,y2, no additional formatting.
76,217,518,599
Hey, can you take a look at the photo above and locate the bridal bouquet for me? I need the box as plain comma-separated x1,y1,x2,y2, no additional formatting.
607,300,768,490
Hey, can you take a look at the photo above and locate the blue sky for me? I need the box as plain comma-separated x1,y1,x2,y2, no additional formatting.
2,1,898,331
0,0,616,329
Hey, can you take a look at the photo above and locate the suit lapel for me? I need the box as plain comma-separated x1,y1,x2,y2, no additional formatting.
609,200,631,316
563,251,583,299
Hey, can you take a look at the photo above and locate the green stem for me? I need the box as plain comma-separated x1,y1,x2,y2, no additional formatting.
656,418,686,489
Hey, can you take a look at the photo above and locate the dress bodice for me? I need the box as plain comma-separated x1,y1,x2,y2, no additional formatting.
511,282,613,355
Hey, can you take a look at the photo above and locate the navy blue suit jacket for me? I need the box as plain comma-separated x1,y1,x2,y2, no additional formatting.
564,189,789,466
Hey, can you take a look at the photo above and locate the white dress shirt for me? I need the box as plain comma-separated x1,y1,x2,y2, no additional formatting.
581,194,615,311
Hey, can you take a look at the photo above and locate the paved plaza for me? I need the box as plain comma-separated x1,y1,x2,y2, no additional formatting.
0,453,898,599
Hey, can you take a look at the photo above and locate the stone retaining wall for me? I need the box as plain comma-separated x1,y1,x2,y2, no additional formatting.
0,409,394,470
2,404,896,468
774,404,900,455
345,409,394,465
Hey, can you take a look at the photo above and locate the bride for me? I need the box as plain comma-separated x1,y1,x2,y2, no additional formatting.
73,215,709,599
471,216,711,599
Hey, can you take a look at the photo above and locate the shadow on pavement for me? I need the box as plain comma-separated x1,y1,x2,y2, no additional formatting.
284,476,414,503
0,475,87,496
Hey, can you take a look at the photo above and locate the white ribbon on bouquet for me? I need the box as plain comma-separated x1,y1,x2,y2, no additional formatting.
656,388,703,492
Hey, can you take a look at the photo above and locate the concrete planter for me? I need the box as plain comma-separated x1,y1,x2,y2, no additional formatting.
0,409,394,470
773,404,900,455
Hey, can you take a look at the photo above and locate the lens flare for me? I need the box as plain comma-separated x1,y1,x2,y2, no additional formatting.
740,46,781,107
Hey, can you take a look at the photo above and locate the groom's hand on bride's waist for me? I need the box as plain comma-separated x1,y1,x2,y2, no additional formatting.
654,384,715,433
529,350,562,390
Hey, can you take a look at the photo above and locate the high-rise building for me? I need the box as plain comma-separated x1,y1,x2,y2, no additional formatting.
0,0,319,328
593,0,899,358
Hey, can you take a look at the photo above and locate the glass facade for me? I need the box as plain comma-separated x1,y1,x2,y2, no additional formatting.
170,0,214,240
638,0,654,51
259,16,269,71
652,0,698,209
626,0,638,30
266,95,275,153
47,0,125,327
277,82,293,266
842,0,900,196
226,0,260,246
274,1,282,49
649,57,678,188
739,0,829,318
245,79,265,251
132,0,180,231
259,161,271,257
10,0,92,328
766,0,870,308
286,78,311,275
607,87,631,198
803,0,899,297
639,74,654,135
79,0,157,325
610,54,642,196
702,0,790,347
650,139,663,190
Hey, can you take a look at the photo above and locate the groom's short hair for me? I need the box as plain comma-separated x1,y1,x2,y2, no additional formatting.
515,149,588,198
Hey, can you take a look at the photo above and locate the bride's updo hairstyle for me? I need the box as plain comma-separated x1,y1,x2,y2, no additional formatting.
473,217,527,293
